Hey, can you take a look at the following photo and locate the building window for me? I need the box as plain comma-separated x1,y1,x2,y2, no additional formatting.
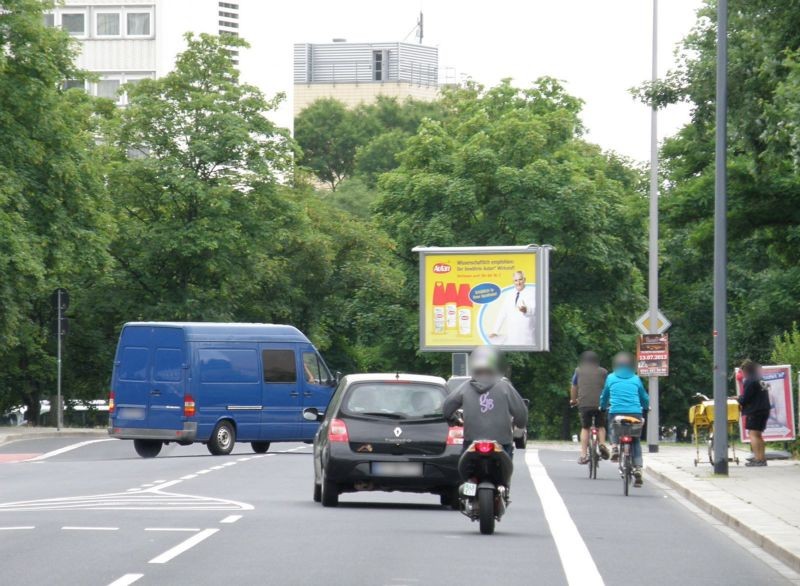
43,13,55,27
127,12,151,36
63,79,85,91
219,2,239,9
61,13,85,36
218,20,238,28
373,50,384,81
96,12,121,36
96,79,121,101
219,11,237,18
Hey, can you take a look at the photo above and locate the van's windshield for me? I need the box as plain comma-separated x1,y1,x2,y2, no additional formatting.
342,383,446,420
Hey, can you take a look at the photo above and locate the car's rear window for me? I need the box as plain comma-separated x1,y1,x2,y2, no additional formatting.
342,382,446,420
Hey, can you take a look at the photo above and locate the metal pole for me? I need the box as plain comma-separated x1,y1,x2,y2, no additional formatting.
647,0,660,453
712,0,729,475
56,289,62,431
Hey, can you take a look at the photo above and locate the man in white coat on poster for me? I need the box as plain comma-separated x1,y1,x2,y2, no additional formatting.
489,270,536,347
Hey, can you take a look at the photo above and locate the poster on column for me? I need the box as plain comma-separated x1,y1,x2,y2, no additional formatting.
412,245,551,352
735,365,795,442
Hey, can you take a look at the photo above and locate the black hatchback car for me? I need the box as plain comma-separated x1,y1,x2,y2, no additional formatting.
304,373,464,507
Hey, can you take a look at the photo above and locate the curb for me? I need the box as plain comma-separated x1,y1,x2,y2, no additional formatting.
0,428,108,447
646,466,800,574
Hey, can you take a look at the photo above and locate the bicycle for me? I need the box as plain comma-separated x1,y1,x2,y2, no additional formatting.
588,413,600,480
612,415,644,496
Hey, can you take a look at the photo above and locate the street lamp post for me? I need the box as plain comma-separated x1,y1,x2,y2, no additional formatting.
712,0,729,475
647,0,660,453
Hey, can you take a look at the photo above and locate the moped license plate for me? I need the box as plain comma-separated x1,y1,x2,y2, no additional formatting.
462,482,477,497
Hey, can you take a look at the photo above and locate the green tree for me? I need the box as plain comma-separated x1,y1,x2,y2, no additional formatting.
0,0,113,422
375,79,646,437
294,98,360,190
633,0,800,427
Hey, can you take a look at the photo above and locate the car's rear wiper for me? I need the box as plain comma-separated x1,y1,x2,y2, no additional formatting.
420,413,444,418
359,411,404,419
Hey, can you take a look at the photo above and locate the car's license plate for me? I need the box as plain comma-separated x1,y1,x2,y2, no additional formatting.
370,462,423,477
462,482,477,497
117,407,145,420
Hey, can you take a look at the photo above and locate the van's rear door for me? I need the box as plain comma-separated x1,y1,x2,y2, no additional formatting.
148,326,186,431
259,345,301,440
112,325,151,428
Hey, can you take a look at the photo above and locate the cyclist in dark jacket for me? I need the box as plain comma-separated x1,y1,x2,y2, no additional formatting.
738,359,771,467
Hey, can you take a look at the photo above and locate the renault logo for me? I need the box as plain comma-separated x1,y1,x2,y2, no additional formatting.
393,427,403,438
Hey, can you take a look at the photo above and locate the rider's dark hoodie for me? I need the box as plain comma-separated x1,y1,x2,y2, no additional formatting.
443,377,528,446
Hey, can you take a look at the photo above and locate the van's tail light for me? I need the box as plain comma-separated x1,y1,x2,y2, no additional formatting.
328,419,349,443
474,441,496,454
108,391,115,414
183,394,196,417
446,426,464,445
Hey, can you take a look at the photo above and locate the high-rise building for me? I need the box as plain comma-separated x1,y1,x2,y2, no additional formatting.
293,40,439,116
45,0,241,105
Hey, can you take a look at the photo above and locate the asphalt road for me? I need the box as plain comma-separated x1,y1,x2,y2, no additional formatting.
0,437,794,586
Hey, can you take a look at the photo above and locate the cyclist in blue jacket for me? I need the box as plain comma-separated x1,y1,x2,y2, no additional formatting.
600,352,649,487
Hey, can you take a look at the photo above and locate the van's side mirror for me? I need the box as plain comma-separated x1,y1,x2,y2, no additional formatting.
335,371,342,384
303,407,325,422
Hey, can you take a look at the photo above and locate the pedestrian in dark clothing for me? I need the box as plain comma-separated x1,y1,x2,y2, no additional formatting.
738,359,771,467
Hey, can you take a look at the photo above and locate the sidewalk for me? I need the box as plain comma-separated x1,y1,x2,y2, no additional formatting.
0,426,107,446
646,444,800,573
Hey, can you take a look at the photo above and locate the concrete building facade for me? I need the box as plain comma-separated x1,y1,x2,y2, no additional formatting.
293,40,439,116
46,0,240,105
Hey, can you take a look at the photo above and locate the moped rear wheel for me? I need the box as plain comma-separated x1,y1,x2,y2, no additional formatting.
478,488,495,535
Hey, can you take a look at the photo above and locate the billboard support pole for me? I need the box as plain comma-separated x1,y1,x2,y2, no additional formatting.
647,0,660,453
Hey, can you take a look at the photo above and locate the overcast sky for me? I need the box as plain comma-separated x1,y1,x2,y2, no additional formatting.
237,0,704,163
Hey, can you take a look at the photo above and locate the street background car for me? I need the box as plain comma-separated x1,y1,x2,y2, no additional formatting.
306,373,463,507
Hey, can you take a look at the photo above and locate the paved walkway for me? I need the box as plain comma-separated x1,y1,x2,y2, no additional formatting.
0,426,106,446
645,443,800,574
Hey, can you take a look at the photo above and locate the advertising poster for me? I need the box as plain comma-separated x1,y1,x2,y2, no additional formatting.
637,334,669,377
736,365,796,442
412,246,551,352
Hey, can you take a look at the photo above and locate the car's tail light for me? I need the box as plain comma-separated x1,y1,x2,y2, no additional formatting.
446,426,464,445
328,419,349,443
108,391,115,414
620,435,633,444
183,394,196,417
474,441,496,454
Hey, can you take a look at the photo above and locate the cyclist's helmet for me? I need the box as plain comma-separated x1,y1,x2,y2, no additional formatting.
579,350,599,365
470,345,502,377
612,352,634,369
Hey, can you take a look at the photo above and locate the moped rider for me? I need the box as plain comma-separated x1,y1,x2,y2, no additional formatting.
443,346,529,464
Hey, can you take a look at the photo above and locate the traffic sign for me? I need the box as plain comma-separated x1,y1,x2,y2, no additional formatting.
635,309,671,335
50,288,70,312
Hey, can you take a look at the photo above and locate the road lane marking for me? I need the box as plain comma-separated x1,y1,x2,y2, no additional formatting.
237,457,252,462
62,526,119,531
210,465,224,470
525,449,604,586
151,480,182,491
149,528,219,564
179,474,197,480
145,527,200,532
0,526,35,530
222,462,236,466
107,574,143,586
26,439,116,461
220,515,241,524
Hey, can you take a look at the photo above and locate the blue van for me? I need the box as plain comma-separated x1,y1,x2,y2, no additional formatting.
108,322,336,458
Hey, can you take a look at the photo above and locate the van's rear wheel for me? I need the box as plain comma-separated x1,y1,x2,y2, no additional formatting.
251,441,270,454
133,439,162,458
208,421,236,455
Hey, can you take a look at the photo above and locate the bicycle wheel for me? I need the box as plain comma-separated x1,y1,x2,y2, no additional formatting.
590,441,599,479
622,448,631,496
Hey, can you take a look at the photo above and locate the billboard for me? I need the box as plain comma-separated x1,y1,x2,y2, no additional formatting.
637,334,669,377
412,245,551,352
735,365,796,443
